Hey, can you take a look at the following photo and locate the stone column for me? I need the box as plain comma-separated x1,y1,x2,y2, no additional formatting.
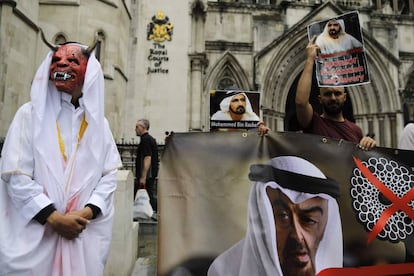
367,115,374,138
389,113,397,148
392,0,399,13
409,102,414,121
375,0,382,10
378,115,385,146
0,2,14,136
104,170,139,276
189,54,207,131
189,2,207,131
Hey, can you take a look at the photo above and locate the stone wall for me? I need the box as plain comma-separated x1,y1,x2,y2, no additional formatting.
105,170,139,276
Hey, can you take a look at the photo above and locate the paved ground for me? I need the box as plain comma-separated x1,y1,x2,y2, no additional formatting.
129,216,215,276
130,220,158,276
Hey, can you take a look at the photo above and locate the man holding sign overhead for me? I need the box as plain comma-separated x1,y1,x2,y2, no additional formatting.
295,35,376,150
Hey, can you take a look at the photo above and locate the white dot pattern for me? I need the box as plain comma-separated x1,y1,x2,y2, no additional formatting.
350,157,414,242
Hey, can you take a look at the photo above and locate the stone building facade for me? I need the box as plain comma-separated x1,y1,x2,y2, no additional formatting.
0,0,413,148
0,0,131,141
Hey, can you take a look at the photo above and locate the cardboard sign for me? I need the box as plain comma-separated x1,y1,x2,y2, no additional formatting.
209,89,261,130
307,11,370,87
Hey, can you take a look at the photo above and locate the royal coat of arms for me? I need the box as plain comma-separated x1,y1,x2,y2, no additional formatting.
147,11,174,42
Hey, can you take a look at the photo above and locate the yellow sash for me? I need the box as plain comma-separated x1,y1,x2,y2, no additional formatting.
56,113,88,163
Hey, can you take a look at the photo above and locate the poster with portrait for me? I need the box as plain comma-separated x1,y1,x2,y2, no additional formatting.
209,89,261,130
158,131,414,275
307,11,370,87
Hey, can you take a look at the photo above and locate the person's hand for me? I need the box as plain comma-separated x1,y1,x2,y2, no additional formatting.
358,136,376,151
257,121,270,136
139,177,146,189
67,207,94,220
306,35,320,61
47,211,89,240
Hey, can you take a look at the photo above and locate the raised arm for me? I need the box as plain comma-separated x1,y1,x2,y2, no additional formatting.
295,36,320,129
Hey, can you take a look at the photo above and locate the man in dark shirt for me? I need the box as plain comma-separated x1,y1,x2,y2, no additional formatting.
295,35,376,150
135,118,159,212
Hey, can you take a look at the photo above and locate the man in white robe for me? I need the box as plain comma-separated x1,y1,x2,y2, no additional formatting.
315,18,363,55
399,123,414,150
211,91,260,121
0,41,122,275
208,156,343,276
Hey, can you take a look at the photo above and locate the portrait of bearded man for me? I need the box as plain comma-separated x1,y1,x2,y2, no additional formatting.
211,90,260,122
208,156,343,276
315,18,363,55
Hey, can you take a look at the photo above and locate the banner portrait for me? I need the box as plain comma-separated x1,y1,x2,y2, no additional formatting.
307,11,370,87
209,89,261,130
158,131,414,275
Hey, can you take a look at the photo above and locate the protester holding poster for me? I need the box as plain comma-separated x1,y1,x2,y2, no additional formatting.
208,156,342,276
295,36,376,150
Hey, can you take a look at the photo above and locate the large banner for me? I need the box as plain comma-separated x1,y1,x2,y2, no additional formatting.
158,131,414,275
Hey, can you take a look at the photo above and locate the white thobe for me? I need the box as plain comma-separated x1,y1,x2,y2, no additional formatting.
211,111,260,121
0,50,122,276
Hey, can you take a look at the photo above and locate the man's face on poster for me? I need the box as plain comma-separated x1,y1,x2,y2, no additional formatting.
327,20,341,39
229,93,246,115
49,44,88,95
266,188,328,276
319,87,346,116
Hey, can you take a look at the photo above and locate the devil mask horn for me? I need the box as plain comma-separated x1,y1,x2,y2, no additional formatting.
86,32,99,56
39,27,58,52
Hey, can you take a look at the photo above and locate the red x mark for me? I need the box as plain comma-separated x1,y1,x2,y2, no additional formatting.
353,156,414,244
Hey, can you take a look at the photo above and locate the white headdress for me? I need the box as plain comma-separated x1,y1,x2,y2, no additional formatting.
208,156,343,276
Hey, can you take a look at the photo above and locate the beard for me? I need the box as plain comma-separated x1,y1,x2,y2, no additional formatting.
329,30,338,35
282,266,315,276
230,106,246,115
323,101,344,116
329,29,339,37
280,238,315,276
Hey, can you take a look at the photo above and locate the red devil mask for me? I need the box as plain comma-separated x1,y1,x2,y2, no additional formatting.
49,44,88,97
